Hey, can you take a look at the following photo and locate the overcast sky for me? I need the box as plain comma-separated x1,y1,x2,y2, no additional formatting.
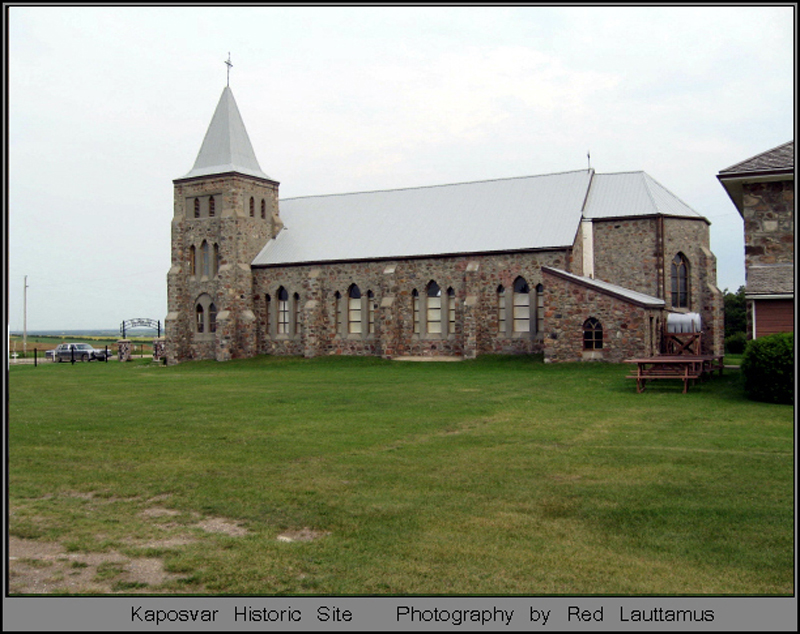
6,5,795,333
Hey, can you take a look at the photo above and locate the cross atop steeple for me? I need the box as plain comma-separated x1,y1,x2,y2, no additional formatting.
225,52,233,86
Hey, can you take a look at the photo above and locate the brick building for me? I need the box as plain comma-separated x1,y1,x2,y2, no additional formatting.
165,86,724,364
717,141,794,339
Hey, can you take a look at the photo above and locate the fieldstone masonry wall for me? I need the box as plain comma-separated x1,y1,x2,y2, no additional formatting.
742,181,794,267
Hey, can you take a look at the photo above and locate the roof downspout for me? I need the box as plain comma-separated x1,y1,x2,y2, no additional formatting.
580,169,595,279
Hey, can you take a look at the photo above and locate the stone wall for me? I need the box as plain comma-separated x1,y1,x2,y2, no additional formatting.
252,249,570,359
541,270,663,363
742,180,794,267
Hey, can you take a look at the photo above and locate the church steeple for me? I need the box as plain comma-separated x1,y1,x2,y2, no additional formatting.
180,86,272,182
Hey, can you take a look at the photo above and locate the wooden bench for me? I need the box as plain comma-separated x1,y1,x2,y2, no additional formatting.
624,355,722,394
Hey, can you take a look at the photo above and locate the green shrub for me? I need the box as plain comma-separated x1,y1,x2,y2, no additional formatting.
725,331,748,355
741,332,795,404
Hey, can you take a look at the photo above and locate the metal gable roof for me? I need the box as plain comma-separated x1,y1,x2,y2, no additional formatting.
252,170,593,266
582,172,703,220
178,87,273,182
543,267,665,308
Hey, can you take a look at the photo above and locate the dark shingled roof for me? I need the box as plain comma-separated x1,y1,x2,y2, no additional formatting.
719,141,794,176
746,264,795,296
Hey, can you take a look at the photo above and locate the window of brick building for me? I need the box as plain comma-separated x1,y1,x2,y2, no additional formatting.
583,317,603,350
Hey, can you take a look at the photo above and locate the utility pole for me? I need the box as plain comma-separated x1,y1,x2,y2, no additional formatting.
23,275,28,356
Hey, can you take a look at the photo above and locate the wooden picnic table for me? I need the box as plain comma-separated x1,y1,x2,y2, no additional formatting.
624,355,724,394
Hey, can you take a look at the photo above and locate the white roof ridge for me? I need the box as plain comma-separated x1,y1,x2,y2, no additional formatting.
280,168,593,201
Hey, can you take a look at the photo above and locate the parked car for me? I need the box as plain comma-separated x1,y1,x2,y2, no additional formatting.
51,343,111,362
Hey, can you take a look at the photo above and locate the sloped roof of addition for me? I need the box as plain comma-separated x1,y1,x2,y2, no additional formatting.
542,267,665,308
252,169,707,267
746,264,795,297
177,86,274,182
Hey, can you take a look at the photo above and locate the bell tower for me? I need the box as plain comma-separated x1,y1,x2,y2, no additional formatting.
165,78,281,364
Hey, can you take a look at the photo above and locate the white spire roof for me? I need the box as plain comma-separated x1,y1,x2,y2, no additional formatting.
179,86,273,181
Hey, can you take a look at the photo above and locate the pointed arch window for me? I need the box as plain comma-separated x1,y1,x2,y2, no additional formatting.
583,317,603,350
671,253,689,308
249,197,255,217
294,293,301,335
189,245,196,276
261,199,266,220
334,291,342,333
265,293,271,334
196,304,205,333
194,198,200,218
426,281,442,334
277,287,289,335
536,283,544,334
201,241,210,277
367,290,375,334
447,287,456,333
213,243,220,276
208,196,216,218
412,289,420,335
513,277,530,333
497,285,506,333
209,303,217,333
348,284,362,334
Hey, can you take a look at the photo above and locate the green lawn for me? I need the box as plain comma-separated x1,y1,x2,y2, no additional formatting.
7,355,794,595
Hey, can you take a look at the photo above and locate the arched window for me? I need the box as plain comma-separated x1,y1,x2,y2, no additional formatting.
249,197,255,217
265,294,271,333
367,290,375,334
294,293,301,335
277,287,289,335
497,285,506,333
348,284,362,334
513,277,530,333
536,284,544,334
209,303,217,333
208,196,216,217
334,291,342,333
261,199,266,219
426,281,441,334
196,304,204,333
213,243,220,276
195,294,216,335
194,198,200,218
583,317,603,350
671,253,689,308
412,289,420,335
189,245,196,276
447,287,456,333
201,241,210,277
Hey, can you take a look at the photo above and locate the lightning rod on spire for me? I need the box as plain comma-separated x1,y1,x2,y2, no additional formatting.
225,53,233,87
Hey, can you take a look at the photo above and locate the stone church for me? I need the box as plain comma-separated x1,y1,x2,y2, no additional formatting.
165,85,724,365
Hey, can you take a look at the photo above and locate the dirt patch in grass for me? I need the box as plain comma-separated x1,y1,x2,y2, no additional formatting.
276,528,331,543
8,496,252,594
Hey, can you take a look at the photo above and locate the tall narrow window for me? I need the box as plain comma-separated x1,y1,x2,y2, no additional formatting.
447,287,456,333
249,197,255,217
334,291,342,333
294,293,301,335
348,285,362,334
513,276,530,333
261,199,266,219
189,245,196,276
426,281,442,334
213,243,220,276
209,303,217,333
208,196,216,217
671,253,689,308
367,290,375,334
194,198,200,218
201,241,210,277
412,289,420,335
536,284,544,334
497,285,506,333
196,304,205,333
277,287,289,335
265,294,271,334
583,317,603,350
